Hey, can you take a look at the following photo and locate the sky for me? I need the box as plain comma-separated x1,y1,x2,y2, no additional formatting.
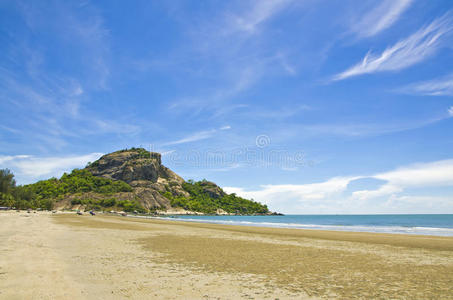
1,0,453,214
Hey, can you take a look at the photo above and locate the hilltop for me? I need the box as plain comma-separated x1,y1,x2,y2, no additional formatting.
1,148,271,215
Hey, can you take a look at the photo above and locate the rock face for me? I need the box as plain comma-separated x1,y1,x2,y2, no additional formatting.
198,180,226,199
84,148,190,210
51,148,271,214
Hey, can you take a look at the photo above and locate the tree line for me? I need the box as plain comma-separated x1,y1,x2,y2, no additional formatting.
1,168,269,214
0,169,54,210
162,179,269,214
0,168,133,210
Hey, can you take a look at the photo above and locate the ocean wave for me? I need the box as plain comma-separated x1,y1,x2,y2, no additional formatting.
130,216,453,236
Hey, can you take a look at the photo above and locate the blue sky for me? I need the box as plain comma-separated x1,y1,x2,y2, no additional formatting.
1,0,453,214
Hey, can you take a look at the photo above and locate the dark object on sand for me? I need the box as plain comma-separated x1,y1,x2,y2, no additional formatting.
90,211,96,216
76,211,83,215
52,210,57,213
27,208,32,213
121,212,127,216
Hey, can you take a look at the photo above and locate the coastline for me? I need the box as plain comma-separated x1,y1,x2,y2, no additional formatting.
131,213,453,237
1,211,453,299
127,214,453,251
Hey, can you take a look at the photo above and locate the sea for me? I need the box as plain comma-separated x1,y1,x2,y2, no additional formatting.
155,214,453,236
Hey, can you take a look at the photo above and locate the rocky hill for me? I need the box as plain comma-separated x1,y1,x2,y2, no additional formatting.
19,148,270,215
84,148,188,210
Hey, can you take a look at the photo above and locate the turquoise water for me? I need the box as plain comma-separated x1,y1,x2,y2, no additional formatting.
157,214,453,236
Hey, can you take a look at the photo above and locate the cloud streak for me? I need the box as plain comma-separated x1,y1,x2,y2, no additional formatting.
226,0,293,35
352,0,413,38
335,12,453,80
162,126,231,146
399,73,453,96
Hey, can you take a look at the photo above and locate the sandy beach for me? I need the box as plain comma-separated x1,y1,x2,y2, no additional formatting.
1,212,452,299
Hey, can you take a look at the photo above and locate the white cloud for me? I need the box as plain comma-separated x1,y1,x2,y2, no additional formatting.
384,195,453,211
226,0,293,35
0,155,31,165
375,159,453,188
242,104,311,120
298,115,449,137
399,73,453,96
335,12,453,80
162,126,231,146
224,176,358,211
167,1,297,118
352,0,413,38
0,153,103,184
449,106,453,116
225,159,453,214
168,64,264,117
349,159,453,206
17,1,110,89
94,120,141,135
162,130,217,146
160,150,176,156
354,159,453,203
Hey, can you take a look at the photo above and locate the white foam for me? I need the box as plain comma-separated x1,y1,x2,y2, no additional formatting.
128,215,453,236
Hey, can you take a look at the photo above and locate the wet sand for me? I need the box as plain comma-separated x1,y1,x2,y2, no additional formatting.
1,212,452,299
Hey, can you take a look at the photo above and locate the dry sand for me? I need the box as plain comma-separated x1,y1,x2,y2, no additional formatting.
1,212,452,299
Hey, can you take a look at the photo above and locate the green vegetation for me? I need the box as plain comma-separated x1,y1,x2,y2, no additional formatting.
27,169,132,198
88,148,152,169
1,166,269,215
70,198,145,213
0,168,132,211
0,169,54,210
162,180,269,214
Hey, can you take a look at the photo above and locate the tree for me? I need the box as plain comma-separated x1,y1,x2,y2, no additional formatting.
0,168,16,195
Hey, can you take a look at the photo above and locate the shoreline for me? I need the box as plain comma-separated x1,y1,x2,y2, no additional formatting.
128,212,453,237
122,213,453,251
4,209,453,237
1,211,453,298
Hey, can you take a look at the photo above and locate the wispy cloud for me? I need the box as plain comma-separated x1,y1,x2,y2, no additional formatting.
0,155,31,165
399,73,453,96
166,1,298,118
351,0,413,38
225,159,453,214
0,1,118,152
163,130,217,146
17,1,111,89
449,106,453,116
93,120,141,135
0,153,103,184
297,115,450,138
225,0,293,35
168,62,264,116
334,12,453,81
241,104,311,120
162,126,231,146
